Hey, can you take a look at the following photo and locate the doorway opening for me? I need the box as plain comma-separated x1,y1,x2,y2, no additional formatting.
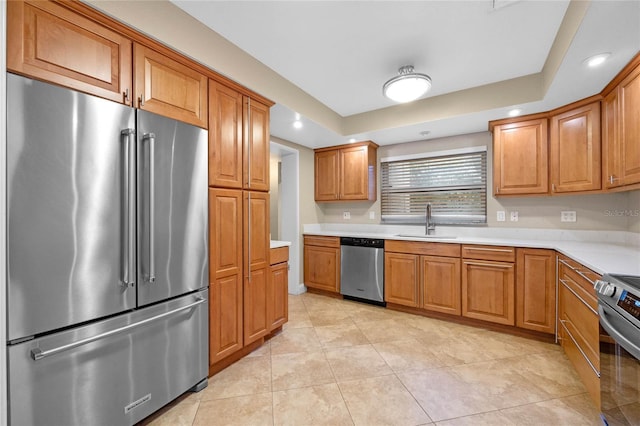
270,142,303,294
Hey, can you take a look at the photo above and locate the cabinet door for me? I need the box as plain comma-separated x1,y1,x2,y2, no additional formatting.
315,150,339,201
516,249,555,334
422,256,461,315
134,44,208,128
303,246,340,293
244,99,270,191
618,65,640,186
209,189,243,364
7,0,132,105
268,262,289,331
550,103,601,193
243,191,270,345
602,89,620,189
462,260,515,325
339,145,369,200
384,253,419,307
493,119,548,195
209,81,243,188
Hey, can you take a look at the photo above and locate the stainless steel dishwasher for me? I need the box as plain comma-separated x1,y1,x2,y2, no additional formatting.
340,237,385,305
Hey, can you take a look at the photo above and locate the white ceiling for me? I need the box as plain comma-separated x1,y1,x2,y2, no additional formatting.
171,0,640,148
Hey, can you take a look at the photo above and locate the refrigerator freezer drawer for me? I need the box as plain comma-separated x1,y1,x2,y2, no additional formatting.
8,289,209,426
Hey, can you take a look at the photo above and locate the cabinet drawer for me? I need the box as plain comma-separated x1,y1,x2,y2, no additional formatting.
558,257,599,312
558,277,599,371
385,240,460,257
559,318,601,408
270,246,289,266
303,235,340,248
462,245,515,262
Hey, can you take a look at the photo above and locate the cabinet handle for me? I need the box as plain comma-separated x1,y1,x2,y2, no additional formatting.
558,319,600,377
558,259,576,271
574,269,597,286
247,97,252,188
496,186,500,194
139,94,145,107
123,88,130,103
559,279,598,315
464,261,513,269
552,183,556,192
464,247,513,253
609,175,618,185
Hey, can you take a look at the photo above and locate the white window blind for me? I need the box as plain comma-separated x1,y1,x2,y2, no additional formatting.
381,150,487,225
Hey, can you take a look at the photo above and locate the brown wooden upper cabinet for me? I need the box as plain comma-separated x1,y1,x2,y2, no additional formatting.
602,56,640,190
490,117,548,196
314,141,378,201
549,100,601,193
134,44,208,128
7,0,133,105
209,80,270,191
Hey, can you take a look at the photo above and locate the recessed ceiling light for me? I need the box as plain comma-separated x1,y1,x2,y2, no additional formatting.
349,138,357,143
419,131,431,137
293,120,303,129
508,108,522,117
584,53,611,68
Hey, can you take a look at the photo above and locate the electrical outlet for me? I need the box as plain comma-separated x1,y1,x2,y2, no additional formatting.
510,211,519,222
369,211,375,220
561,211,577,222
497,211,506,222
343,211,351,220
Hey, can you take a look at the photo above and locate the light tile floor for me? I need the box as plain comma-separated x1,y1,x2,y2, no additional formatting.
143,293,602,426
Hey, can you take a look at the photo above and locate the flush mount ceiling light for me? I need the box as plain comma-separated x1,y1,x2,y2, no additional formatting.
508,108,522,117
584,53,611,68
383,65,432,103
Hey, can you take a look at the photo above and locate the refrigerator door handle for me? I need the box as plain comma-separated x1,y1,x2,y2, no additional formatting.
121,128,136,288
143,132,156,283
30,296,206,361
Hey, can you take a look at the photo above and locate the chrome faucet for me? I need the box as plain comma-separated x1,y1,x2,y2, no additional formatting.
425,203,436,235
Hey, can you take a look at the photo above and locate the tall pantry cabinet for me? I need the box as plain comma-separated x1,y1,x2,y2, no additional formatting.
208,80,273,371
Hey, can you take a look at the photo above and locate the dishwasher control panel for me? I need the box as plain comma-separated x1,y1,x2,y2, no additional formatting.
340,237,384,248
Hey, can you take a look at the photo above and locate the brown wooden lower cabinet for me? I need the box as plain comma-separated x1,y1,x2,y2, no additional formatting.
209,188,243,364
516,248,556,334
421,255,461,315
462,259,515,326
384,252,419,307
303,236,340,293
558,255,601,408
384,241,461,314
268,247,289,331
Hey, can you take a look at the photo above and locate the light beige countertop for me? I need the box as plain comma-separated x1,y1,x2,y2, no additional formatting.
303,224,640,276
270,240,292,249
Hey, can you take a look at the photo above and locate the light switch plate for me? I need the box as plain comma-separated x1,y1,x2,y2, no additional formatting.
343,211,351,220
497,211,506,222
369,211,375,220
510,211,519,222
561,211,577,222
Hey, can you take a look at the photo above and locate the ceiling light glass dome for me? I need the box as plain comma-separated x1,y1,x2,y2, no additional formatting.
383,65,432,103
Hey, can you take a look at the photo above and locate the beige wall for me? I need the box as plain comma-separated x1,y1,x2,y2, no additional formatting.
628,190,640,233
316,132,637,232
269,154,280,239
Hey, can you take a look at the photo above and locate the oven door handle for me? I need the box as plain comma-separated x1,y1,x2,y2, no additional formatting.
599,304,640,360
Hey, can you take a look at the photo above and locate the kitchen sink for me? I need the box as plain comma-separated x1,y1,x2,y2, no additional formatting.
395,234,457,240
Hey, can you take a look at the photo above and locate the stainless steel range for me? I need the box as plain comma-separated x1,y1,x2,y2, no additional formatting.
595,273,640,425
6,74,209,425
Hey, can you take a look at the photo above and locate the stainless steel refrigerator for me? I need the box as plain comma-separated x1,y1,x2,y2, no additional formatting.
6,73,209,425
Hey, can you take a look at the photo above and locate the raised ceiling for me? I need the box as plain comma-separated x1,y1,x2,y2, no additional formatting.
166,1,639,148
